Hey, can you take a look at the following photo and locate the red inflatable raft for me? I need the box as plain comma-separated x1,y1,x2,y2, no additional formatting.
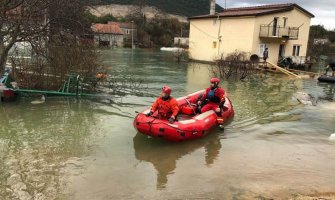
133,90,234,142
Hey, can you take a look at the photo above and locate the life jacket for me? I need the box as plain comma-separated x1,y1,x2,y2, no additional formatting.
207,88,221,103
203,87,224,103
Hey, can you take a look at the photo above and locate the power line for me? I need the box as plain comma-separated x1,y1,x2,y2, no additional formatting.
189,22,219,40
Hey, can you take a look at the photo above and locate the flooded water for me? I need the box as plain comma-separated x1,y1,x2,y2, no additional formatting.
1,49,335,199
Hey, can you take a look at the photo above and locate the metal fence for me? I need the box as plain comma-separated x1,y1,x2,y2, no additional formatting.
260,25,299,40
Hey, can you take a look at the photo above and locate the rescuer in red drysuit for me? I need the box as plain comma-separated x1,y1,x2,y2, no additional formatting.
197,77,225,125
146,86,179,123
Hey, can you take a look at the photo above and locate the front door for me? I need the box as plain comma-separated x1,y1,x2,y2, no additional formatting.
278,44,285,59
272,17,278,36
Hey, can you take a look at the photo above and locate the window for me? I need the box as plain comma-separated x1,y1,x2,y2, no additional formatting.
259,44,268,56
213,41,217,48
292,45,301,56
283,17,287,27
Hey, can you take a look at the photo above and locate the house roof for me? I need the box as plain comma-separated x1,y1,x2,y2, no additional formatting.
189,3,314,20
108,21,136,29
91,23,123,34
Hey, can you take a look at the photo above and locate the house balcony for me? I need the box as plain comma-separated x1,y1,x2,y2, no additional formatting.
259,25,299,40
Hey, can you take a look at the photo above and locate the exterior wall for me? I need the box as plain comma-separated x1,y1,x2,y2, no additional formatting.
94,34,124,47
219,17,256,58
252,8,312,64
189,19,223,61
121,28,137,40
189,17,255,61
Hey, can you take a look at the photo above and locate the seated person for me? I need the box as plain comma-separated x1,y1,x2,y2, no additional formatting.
146,86,179,123
324,61,335,76
197,78,225,124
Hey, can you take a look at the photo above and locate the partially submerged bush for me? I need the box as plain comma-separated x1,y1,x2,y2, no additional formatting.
213,50,260,81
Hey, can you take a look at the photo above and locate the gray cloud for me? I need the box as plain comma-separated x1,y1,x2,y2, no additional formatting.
217,0,334,29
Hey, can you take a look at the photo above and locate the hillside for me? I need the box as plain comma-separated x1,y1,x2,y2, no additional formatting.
88,4,189,22
87,0,223,17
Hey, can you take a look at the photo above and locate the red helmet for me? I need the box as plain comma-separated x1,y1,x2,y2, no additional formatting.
210,77,220,84
162,86,172,96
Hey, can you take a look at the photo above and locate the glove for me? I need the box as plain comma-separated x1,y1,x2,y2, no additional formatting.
168,116,175,123
218,102,225,115
219,101,224,109
146,111,153,117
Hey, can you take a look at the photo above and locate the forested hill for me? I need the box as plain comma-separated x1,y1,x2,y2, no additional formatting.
86,0,223,17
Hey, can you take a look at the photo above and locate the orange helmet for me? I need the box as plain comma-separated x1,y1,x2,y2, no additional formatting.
162,86,172,96
210,77,220,84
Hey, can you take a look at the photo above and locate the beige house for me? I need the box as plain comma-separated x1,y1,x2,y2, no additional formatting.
188,3,314,64
91,22,137,48
91,23,124,47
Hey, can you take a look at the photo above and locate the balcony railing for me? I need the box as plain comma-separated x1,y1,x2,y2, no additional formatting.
259,25,299,40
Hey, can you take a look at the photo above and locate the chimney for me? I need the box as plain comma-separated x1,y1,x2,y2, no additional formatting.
210,0,216,15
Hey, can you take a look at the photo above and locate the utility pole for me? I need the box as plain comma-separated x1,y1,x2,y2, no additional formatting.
131,21,135,49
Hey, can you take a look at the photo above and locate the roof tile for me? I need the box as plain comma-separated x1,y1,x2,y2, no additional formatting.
91,23,123,34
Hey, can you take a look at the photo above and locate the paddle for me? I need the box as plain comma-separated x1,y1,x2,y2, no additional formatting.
185,98,197,115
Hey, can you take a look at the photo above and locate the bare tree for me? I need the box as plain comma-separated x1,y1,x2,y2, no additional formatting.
1,0,100,91
213,51,260,80
0,0,50,74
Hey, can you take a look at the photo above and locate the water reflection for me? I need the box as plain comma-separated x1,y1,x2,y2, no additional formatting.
133,132,222,189
185,63,212,93
317,82,335,99
102,49,189,96
0,98,99,199
226,76,301,123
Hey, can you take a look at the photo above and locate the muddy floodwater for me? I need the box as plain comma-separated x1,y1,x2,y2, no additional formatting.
1,49,335,199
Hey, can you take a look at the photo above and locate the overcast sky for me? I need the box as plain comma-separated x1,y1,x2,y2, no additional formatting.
216,0,334,30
